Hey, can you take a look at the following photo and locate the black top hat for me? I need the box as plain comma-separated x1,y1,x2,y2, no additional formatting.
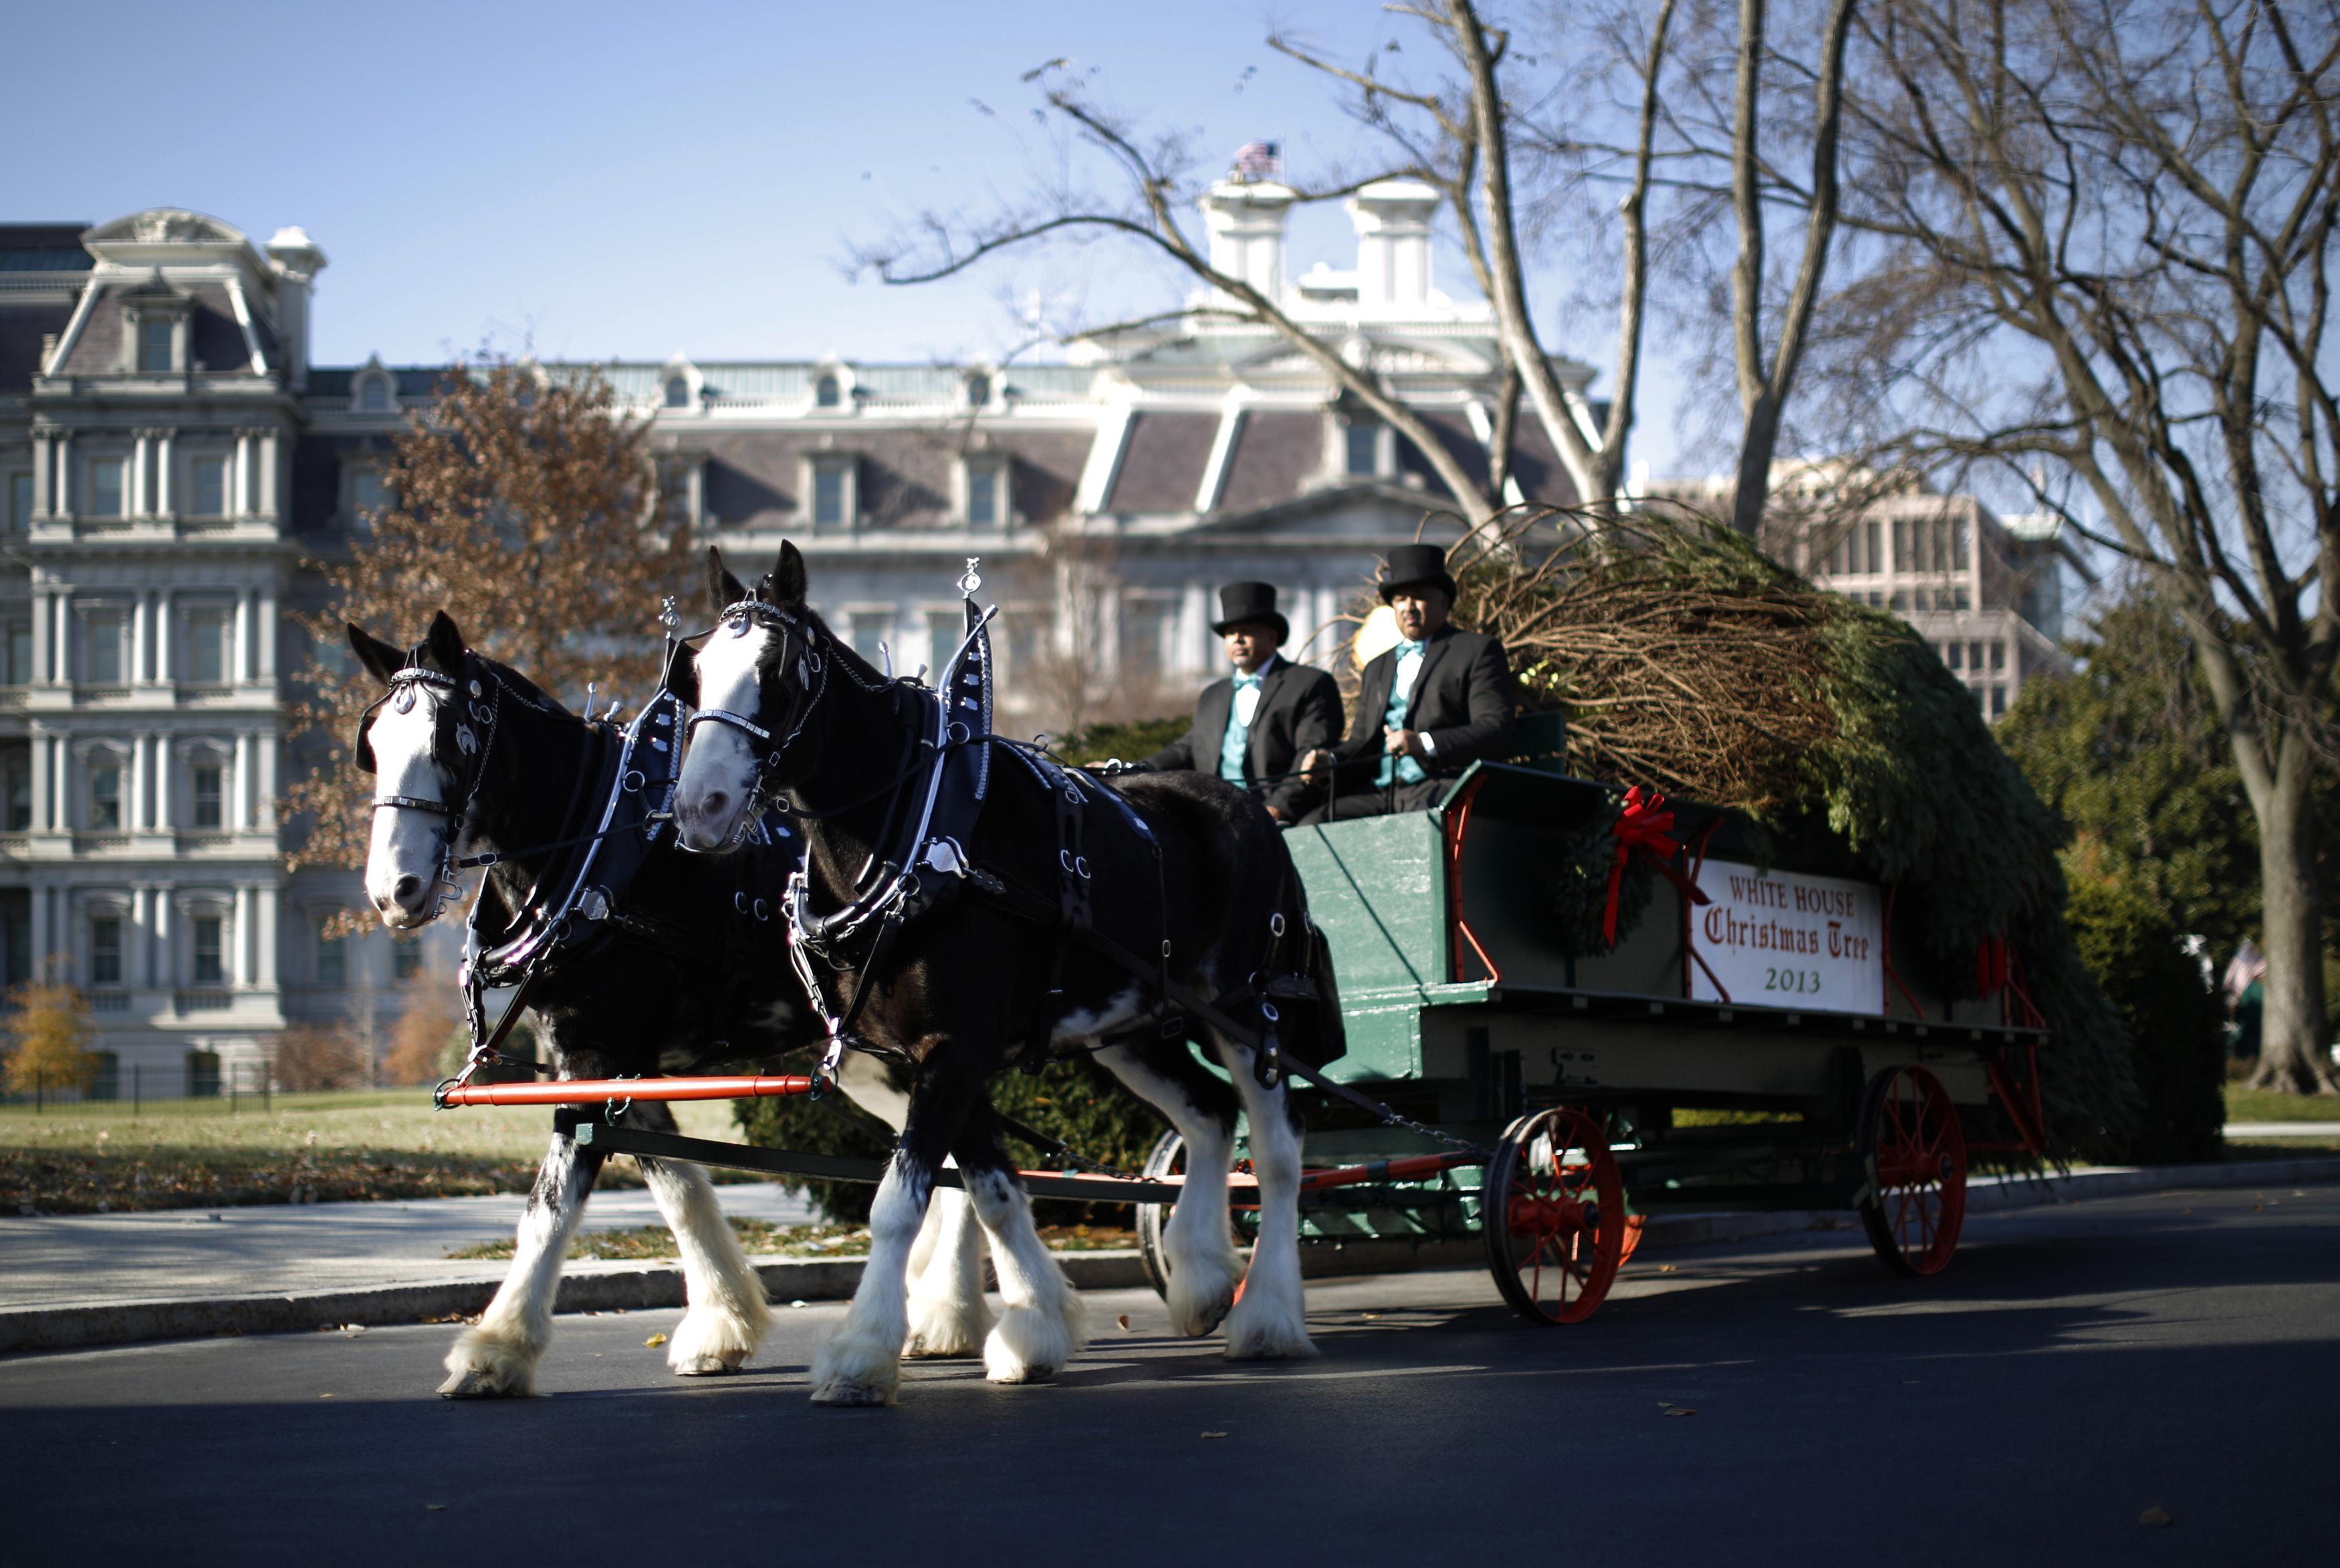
1377,543,1458,602
1212,581,1288,640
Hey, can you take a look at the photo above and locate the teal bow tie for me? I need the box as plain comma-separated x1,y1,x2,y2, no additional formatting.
1395,639,1426,658
1235,670,1263,690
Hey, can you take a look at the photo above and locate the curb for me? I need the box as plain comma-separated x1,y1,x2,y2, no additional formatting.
7,1156,2335,1356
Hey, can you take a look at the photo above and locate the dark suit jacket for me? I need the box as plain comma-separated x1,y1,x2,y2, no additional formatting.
1141,658,1345,817
1326,625,1518,790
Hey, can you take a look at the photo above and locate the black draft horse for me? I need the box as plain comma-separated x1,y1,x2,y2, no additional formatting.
673,544,1338,1405
350,612,999,1396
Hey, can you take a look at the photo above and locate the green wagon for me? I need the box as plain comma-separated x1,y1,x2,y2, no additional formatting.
1135,759,2053,1325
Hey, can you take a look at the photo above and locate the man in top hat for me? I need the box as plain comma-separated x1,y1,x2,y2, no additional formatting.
1298,543,1517,821
1132,581,1343,823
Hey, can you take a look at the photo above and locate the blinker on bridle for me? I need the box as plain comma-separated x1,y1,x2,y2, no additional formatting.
358,660,502,917
681,598,826,845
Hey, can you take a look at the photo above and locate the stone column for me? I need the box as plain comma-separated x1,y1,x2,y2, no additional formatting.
255,587,277,680
51,594,69,686
233,733,252,829
131,595,148,686
255,884,279,988
231,432,249,517
127,735,144,831
154,592,172,683
130,432,148,519
53,432,72,517
256,732,278,827
234,594,250,684
30,594,49,684
155,430,174,517
30,430,52,518
28,729,49,833
257,429,279,519
154,737,172,830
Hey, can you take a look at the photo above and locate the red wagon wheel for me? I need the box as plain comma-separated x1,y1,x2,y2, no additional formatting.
1856,1064,1968,1277
1482,1107,1627,1324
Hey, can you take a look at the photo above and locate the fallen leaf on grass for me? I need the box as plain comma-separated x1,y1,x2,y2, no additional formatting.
1115,1314,1131,1331
318,1393,334,1400
2139,1508,2172,1528
1657,1265,1678,1274
645,1333,668,1348
1201,1432,1230,1440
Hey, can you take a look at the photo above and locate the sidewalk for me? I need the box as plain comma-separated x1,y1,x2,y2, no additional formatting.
4,1154,2336,1355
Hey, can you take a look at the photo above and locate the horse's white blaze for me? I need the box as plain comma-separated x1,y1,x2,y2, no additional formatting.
640,1156,772,1374
1217,1041,1318,1360
1094,1042,1242,1337
963,1166,1086,1382
676,624,770,851
362,691,453,927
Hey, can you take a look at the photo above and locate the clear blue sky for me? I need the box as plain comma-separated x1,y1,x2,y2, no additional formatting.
13,0,1693,472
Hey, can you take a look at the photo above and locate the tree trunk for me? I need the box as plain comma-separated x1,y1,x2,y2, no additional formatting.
2248,755,2340,1093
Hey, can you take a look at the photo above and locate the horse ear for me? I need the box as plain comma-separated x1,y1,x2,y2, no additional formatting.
707,546,746,614
768,540,808,611
424,611,467,675
348,624,404,684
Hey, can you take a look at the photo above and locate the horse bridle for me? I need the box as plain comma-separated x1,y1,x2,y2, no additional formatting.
681,597,832,849
356,660,503,920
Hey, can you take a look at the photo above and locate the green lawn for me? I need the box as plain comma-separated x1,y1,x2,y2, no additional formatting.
0,1090,741,1214
2223,1084,2340,1122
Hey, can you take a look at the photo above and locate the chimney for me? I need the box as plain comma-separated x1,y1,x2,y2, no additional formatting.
1199,180,1297,305
1347,180,1440,309
264,226,328,390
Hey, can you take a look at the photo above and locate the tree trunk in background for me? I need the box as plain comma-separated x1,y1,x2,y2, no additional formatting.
2248,753,2339,1093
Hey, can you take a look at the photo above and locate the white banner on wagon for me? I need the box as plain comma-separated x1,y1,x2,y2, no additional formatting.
1687,859,1884,1015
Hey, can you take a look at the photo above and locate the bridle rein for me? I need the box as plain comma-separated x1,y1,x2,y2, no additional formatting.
357,663,503,921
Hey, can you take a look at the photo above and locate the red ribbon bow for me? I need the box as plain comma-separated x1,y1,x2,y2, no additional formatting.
1603,785,1710,946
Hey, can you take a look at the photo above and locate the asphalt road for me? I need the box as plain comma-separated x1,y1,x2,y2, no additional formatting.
6,1183,2335,1567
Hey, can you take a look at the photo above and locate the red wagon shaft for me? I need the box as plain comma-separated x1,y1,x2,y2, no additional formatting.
437,1074,816,1107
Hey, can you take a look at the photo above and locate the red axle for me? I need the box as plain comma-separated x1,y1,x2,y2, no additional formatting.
438,1074,816,1107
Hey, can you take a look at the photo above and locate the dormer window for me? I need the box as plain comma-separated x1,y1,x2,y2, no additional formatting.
964,457,1006,527
816,374,842,409
664,376,691,409
810,456,856,528
139,319,174,374
1344,419,1381,479
965,371,992,408
359,377,391,413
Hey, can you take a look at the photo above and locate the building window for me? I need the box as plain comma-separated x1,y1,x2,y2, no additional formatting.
1344,420,1379,478
8,473,29,531
392,940,423,981
664,376,691,409
1967,640,1984,670
1119,597,1177,680
815,374,842,408
1990,684,2008,718
1954,587,1971,612
812,460,854,527
89,763,122,830
358,376,392,414
87,611,126,684
1889,591,1907,612
191,915,225,985
192,761,223,829
848,611,891,665
3,753,29,831
90,915,123,985
92,459,126,518
191,457,227,517
317,920,346,987
350,469,386,532
926,609,964,674
3,620,29,686
965,461,1002,527
138,318,173,374
187,1049,221,1097
188,612,228,685
1988,640,2006,672
1944,642,1963,670
966,372,991,408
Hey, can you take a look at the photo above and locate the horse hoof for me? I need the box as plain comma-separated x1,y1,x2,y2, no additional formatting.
809,1377,898,1408
438,1367,529,1399
672,1353,745,1377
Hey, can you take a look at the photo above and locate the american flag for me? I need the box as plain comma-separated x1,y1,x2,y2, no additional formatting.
1232,140,1282,180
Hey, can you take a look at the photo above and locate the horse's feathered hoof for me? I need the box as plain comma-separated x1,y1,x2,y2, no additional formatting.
438,1366,531,1398
808,1376,899,1407
671,1353,747,1376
